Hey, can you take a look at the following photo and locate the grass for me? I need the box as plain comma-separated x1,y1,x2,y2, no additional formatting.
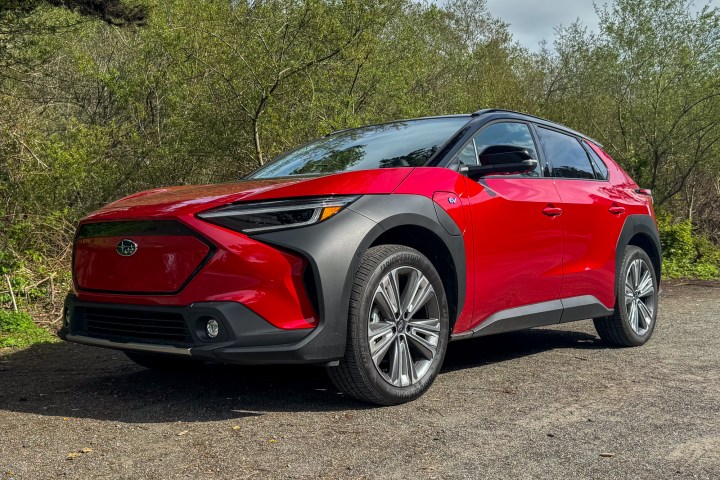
0,310,58,348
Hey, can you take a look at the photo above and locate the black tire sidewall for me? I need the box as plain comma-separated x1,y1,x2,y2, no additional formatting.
350,247,450,404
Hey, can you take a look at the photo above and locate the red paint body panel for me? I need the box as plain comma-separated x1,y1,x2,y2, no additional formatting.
75,235,209,293
459,177,564,332
87,169,412,222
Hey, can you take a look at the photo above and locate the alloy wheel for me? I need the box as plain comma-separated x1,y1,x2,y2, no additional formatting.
367,266,441,387
624,258,656,336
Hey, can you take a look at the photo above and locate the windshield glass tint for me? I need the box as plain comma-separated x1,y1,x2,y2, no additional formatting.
249,117,469,178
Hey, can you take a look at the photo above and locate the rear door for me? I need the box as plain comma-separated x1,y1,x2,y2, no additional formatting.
459,121,565,332
534,126,623,310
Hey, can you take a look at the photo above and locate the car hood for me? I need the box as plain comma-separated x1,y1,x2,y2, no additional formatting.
82,168,414,222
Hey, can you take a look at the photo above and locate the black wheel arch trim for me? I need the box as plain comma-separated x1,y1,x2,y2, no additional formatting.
253,194,466,361
615,214,662,286
350,194,466,323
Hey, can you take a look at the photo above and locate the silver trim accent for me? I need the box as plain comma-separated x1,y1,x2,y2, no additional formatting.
115,239,138,257
451,295,613,341
65,334,192,356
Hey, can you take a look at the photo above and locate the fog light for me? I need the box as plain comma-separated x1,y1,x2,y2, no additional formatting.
205,319,219,339
64,308,71,328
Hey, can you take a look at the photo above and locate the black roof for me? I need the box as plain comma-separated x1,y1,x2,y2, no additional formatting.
325,109,602,147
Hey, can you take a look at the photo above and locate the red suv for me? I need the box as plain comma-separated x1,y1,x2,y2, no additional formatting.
60,109,661,405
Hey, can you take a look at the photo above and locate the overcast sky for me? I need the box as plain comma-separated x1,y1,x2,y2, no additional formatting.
485,0,720,50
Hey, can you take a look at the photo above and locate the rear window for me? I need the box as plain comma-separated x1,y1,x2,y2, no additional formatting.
537,127,595,180
583,141,609,180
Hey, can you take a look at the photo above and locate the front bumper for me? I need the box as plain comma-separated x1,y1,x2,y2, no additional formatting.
59,294,340,365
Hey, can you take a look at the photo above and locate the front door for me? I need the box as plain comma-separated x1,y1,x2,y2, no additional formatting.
459,121,565,332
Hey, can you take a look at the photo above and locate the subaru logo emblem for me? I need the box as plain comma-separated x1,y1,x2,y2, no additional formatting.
116,239,138,257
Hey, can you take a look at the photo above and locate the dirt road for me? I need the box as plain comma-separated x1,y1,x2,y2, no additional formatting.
1,283,719,479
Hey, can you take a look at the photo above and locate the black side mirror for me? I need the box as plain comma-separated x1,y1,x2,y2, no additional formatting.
460,145,538,179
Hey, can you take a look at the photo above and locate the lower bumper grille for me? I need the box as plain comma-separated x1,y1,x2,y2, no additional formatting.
82,307,193,346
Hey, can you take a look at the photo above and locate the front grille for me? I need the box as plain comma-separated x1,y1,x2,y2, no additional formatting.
82,307,193,346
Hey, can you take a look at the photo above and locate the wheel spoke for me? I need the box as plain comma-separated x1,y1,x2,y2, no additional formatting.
407,281,434,319
637,271,654,298
377,274,401,316
369,324,396,366
624,283,634,305
406,328,437,360
399,269,421,313
373,290,396,320
369,321,394,344
632,260,642,288
389,269,402,313
402,336,418,386
407,317,441,333
629,300,639,332
394,336,416,387
637,300,653,330
389,337,401,383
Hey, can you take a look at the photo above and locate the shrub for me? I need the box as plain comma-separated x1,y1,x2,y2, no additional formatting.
0,310,57,348
657,213,720,280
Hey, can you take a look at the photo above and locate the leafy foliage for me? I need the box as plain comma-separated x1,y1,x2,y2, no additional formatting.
658,213,720,279
0,310,57,348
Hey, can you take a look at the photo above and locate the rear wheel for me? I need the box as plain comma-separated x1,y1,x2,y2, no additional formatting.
125,351,202,371
594,246,658,346
328,245,450,405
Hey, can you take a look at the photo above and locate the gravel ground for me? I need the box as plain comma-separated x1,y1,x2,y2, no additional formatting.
1,283,719,479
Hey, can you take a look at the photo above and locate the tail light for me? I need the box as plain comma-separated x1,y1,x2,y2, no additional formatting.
635,188,653,204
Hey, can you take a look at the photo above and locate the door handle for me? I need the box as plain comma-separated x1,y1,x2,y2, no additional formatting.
542,206,563,217
608,206,626,215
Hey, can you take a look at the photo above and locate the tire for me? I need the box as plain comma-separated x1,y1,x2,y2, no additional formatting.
125,351,202,371
327,244,450,405
593,245,659,347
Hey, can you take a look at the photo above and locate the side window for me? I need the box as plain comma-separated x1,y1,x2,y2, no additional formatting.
583,141,609,180
536,127,596,180
472,122,541,177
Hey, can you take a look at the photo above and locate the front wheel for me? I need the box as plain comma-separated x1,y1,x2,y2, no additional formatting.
593,246,659,346
328,245,450,405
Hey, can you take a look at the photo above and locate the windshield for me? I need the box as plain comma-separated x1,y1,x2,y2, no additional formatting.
249,117,470,179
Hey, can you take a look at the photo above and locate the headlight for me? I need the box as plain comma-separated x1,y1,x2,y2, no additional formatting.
197,196,360,233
